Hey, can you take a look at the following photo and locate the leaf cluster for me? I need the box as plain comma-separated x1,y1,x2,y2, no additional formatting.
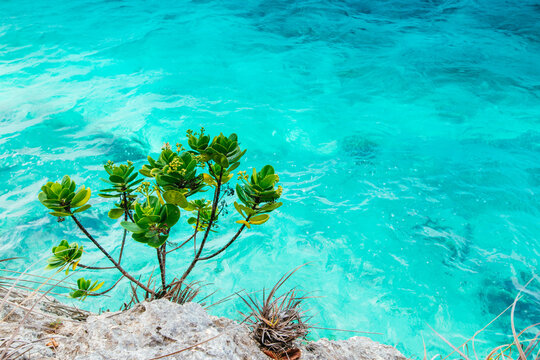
45,239,83,274
120,196,180,248
38,176,91,217
99,161,143,219
70,277,104,301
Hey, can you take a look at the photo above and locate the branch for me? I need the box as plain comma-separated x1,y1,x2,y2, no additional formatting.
92,275,125,296
71,215,155,296
193,212,200,256
77,264,115,270
118,193,130,263
165,233,196,255
199,204,257,261
198,221,248,261
157,246,166,290
177,169,222,284
118,229,127,263
122,192,135,223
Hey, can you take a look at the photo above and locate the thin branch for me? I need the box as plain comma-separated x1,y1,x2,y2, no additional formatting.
193,212,200,256
118,229,127,264
165,233,196,254
199,203,257,261
118,192,130,263
92,275,125,296
157,246,166,291
77,264,116,270
0,276,73,291
198,222,248,261
123,192,135,223
71,215,155,296
177,168,223,284
0,283,71,298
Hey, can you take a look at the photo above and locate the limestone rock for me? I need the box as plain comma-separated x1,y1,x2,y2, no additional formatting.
1,292,406,360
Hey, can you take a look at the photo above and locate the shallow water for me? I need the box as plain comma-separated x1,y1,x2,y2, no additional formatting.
1,0,539,355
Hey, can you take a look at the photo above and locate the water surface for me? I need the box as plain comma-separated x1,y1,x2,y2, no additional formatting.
1,0,539,355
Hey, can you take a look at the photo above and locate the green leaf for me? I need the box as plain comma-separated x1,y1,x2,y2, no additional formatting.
147,235,168,248
258,202,283,213
162,190,188,208
251,168,258,185
90,281,104,292
108,208,125,219
250,214,270,225
259,174,277,189
163,204,180,227
51,183,62,195
70,290,85,299
61,175,71,188
120,221,145,233
234,202,245,218
215,153,229,168
228,162,240,172
72,188,91,207
59,188,70,200
128,178,143,187
70,187,87,205
132,232,149,244
109,175,124,183
49,211,72,217
260,165,275,177
98,193,121,198
235,185,251,205
77,278,86,289
100,178,115,185
73,204,91,213
38,192,48,204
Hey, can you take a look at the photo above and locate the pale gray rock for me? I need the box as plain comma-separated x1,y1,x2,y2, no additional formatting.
1,292,406,360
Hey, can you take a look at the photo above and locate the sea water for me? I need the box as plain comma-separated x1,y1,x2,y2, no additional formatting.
0,0,539,356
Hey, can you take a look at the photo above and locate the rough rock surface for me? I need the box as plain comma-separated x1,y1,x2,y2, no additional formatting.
1,293,406,360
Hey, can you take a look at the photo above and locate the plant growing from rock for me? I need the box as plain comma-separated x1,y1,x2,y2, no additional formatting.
239,267,311,359
37,129,283,302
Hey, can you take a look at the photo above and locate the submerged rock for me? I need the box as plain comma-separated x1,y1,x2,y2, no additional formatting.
1,291,406,360
341,135,378,163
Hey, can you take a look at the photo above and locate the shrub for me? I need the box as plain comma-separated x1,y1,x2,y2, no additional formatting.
37,129,283,302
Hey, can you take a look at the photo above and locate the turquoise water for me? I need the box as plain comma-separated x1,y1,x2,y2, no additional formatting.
1,0,540,356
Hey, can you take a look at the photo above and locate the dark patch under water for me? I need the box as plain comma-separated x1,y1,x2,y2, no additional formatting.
341,134,378,164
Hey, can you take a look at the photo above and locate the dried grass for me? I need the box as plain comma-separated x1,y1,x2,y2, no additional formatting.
427,277,539,360
0,257,89,359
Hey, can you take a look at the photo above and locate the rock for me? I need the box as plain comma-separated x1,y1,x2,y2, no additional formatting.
1,292,406,360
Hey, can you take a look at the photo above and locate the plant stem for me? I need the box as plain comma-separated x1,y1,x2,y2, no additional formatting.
118,193,130,263
77,264,115,270
199,204,257,261
71,215,155,296
157,247,166,291
164,233,195,254
118,229,127,264
198,221,249,261
92,275,125,296
178,169,222,284
193,211,200,256
121,191,135,222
